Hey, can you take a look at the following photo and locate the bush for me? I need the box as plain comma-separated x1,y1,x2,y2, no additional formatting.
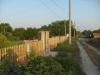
55,57,85,75
53,41,78,53
27,48,36,61
53,41,85,75
26,56,66,75
0,33,12,48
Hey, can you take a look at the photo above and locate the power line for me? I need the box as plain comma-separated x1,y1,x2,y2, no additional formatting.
51,0,67,37
39,0,61,19
51,0,65,11
39,0,67,38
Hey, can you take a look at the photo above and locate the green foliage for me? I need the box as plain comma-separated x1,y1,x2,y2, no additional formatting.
0,49,17,75
0,62,26,75
3,32,19,41
0,40,85,75
0,48,28,75
0,23,25,40
25,28,38,40
13,28,26,40
0,23,12,33
0,33,22,48
55,57,85,75
0,33,12,48
27,48,36,61
82,30,94,38
40,20,75,37
13,27,38,40
0,20,76,40
26,56,66,75
53,41,78,53
53,41,85,75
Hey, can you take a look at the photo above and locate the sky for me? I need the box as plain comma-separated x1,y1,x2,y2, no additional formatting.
0,0,100,31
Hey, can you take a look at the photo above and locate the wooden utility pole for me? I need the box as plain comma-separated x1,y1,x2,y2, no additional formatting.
69,0,72,44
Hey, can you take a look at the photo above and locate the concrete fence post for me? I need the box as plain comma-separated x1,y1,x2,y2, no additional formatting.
27,44,31,56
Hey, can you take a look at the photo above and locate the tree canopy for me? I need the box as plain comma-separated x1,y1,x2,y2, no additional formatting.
93,29,100,33
82,30,94,38
40,20,75,37
0,20,76,41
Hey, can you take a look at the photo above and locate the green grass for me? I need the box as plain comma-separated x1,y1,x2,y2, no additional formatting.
0,39,85,75
52,40,78,53
11,41,23,45
53,40,85,75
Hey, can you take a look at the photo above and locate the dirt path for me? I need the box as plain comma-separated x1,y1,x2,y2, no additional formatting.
77,41,100,75
83,42,100,55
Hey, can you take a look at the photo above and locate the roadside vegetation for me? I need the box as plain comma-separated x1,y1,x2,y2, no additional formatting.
0,21,82,75
0,40,85,75
0,21,76,48
0,33,23,48
53,40,85,75
0,20,76,47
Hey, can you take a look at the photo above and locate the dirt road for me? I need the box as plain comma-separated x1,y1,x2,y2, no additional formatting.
77,41,100,75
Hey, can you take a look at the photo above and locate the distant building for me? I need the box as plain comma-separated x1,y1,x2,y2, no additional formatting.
93,33,100,38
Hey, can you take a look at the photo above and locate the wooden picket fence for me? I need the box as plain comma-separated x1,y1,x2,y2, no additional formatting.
0,36,67,64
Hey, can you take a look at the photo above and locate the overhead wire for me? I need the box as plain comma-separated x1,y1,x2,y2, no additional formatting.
51,0,65,11
51,0,68,36
39,0,62,19
39,0,67,36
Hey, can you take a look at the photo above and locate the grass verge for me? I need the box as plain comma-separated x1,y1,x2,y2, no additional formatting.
52,40,85,75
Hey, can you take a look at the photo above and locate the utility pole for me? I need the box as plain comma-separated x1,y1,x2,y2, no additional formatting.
69,0,72,44
64,20,66,36
73,22,76,38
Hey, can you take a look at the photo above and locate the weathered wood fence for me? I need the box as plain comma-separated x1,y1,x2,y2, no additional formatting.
0,36,67,63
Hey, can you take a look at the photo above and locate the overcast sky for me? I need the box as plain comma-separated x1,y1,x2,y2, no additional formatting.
0,0,100,31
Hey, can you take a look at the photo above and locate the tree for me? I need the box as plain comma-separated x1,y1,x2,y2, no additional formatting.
93,29,100,33
40,20,75,37
13,28,26,40
25,28,38,40
0,23,12,33
82,30,94,38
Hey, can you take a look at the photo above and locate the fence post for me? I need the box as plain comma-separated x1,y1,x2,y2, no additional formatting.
1,49,2,61
27,44,31,56
0,49,1,62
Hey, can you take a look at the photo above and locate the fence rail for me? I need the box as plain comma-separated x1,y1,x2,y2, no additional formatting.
0,36,67,63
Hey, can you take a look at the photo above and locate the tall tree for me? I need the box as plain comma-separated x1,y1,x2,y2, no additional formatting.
13,28,26,40
0,23,12,33
40,20,75,37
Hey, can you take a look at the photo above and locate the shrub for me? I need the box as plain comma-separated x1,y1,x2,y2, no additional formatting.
0,33,12,48
26,56,66,75
53,41,78,53
27,48,36,61
53,41,85,75
55,57,85,75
